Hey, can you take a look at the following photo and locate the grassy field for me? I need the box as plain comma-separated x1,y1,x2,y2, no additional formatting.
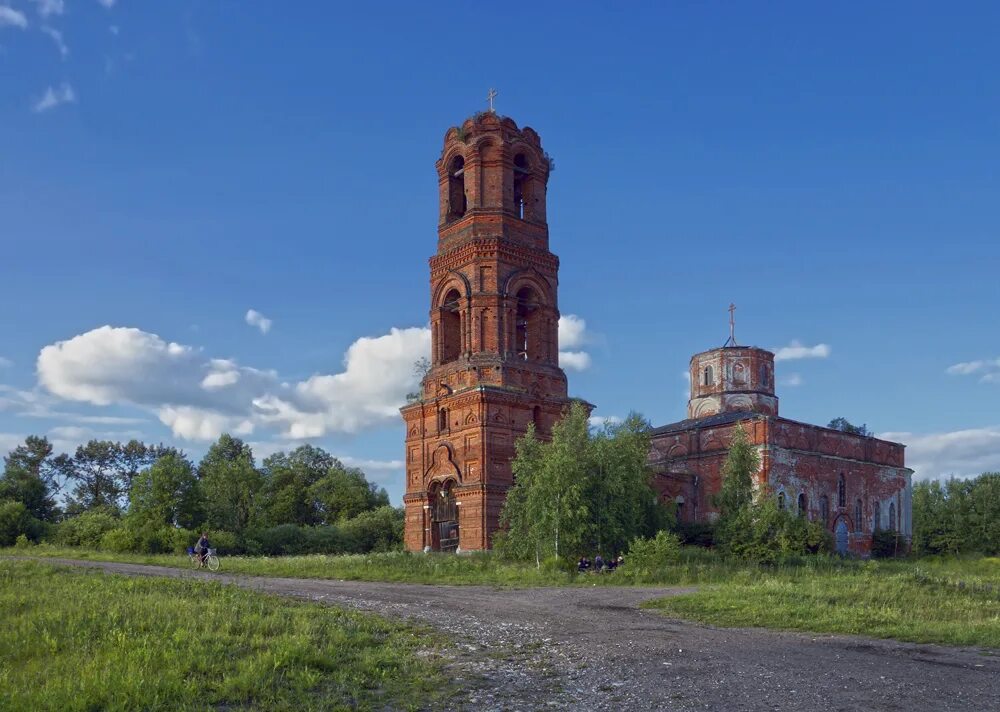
0,559,452,711
6,544,1000,649
644,557,1000,648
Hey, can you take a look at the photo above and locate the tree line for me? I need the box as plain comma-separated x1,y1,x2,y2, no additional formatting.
0,434,401,555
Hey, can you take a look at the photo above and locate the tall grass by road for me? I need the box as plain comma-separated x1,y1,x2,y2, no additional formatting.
0,559,451,711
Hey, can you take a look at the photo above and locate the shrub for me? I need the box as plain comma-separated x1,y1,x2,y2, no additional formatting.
872,529,905,558
14,534,31,548
0,500,42,546
340,507,404,553
622,530,682,581
254,524,308,556
674,521,715,548
55,508,120,548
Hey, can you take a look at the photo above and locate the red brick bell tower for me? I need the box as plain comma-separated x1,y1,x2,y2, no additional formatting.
401,109,571,552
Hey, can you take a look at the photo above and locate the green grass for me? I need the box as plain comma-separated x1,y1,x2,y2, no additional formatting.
644,557,1000,648
0,559,452,711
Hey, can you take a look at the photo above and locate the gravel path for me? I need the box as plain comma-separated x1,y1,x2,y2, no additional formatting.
28,558,1000,711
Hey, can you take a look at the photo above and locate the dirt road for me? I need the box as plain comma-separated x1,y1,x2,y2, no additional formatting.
32,558,1000,711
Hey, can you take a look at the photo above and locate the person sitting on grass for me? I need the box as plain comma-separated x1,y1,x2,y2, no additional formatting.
594,553,604,571
194,532,210,567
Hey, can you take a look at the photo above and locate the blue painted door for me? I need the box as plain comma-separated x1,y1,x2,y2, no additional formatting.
835,520,849,555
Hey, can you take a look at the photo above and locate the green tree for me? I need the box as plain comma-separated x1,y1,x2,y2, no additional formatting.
498,402,659,563
64,440,126,514
306,461,390,524
128,451,201,529
0,436,65,522
716,424,758,522
827,417,872,437
256,445,336,527
197,434,262,537
0,500,43,545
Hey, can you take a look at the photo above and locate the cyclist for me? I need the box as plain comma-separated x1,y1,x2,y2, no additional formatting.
194,531,211,567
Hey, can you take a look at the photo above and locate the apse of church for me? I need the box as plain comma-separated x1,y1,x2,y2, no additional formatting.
401,109,573,552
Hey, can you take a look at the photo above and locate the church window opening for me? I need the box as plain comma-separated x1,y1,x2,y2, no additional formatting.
439,288,462,364
855,499,863,530
513,153,531,220
777,491,786,510
515,286,539,361
820,495,830,527
703,365,714,386
532,405,542,432
798,492,807,518
873,501,881,531
888,502,896,531
448,156,466,220
438,408,449,433
837,473,846,508
760,364,769,388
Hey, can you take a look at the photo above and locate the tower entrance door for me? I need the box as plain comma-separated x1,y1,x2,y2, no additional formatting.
431,482,459,552
835,519,849,555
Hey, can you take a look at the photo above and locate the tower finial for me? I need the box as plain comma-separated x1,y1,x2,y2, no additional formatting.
487,87,498,113
725,303,737,346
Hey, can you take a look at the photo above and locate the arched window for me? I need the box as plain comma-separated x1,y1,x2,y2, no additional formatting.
703,365,714,386
515,286,540,361
888,502,896,531
439,288,462,364
837,474,846,508
777,491,786,510
532,405,542,432
513,153,531,220
797,492,807,518
448,155,466,220
760,363,769,388
820,495,830,527
873,501,881,531
438,408,449,433
855,499,862,530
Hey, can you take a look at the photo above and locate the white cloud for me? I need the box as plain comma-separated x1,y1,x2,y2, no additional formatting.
37,324,431,442
558,314,593,371
559,351,591,371
780,373,803,387
946,357,1000,382
0,356,11,368
589,415,623,429
41,25,67,58
245,309,272,334
0,432,25,455
0,6,28,28
97,0,116,8
880,426,1000,481
33,83,75,113
772,340,831,362
31,0,64,17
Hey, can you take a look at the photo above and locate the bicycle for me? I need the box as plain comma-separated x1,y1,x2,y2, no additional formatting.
187,546,220,572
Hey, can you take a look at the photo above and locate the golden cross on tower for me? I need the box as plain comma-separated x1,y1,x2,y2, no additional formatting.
727,303,737,346
487,87,498,113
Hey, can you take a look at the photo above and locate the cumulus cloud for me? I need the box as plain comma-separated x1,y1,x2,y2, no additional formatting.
37,324,431,442
41,25,67,57
245,309,272,334
0,6,28,28
589,415,623,429
880,426,1000,481
558,314,593,371
946,357,1000,382
772,340,831,362
33,83,75,112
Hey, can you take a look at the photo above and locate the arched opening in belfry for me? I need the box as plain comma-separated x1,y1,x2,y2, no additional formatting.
448,155,466,220
515,286,540,361
513,153,531,220
703,365,714,386
439,288,462,364
430,480,459,553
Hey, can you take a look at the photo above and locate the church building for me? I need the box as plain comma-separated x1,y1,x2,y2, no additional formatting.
649,337,913,555
402,106,912,556
401,108,572,552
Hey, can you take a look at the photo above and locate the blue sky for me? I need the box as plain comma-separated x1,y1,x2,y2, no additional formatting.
2,1,998,502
